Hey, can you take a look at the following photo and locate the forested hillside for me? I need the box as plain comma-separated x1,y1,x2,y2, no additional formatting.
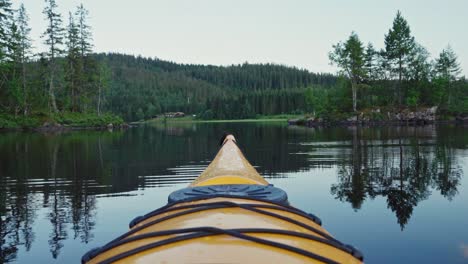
97,53,337,120
1,1,467,126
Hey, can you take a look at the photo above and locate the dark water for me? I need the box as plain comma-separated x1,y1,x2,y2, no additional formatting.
1,123,468,263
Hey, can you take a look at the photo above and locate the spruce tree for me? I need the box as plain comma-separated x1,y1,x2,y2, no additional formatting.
6,21,22,114
75,4,92,57
42,0,65,113
435,46,461,105
384,11,416,105
16,4,32,115
0,0,12,62
363,43,377,81
75,4,94,110
96,60,111,116
66,12,80,111
0,0,13,101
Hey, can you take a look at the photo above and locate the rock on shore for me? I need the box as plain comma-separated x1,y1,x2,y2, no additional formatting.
288,106,460,127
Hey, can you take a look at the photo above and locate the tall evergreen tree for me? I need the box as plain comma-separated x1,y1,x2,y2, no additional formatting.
435,46,461,81
16,4,33,115
42,0,65,113
66,12,80,112
75,4,92,57
407,44,430,82
434,46,461,105
96,60,111,116
0,0,12,62
0,0,13,99
363,43,381,81
75,4,94,111
6,21,22,113
384,11,416,104
329,32,366,112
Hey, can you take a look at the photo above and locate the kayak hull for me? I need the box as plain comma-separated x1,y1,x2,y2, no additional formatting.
83,135,363,264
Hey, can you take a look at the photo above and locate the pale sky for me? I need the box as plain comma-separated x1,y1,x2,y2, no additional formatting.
17,0,468,76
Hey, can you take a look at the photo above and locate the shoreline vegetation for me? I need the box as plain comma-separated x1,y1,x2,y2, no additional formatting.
1,2,467,133
145,114,296,124
2,109,467,132
0,112,125,131
288,107,468,127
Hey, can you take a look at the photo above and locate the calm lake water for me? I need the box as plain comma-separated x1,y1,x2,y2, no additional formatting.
1,122,468,263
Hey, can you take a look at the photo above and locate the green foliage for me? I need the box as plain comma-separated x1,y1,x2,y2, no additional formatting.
52,112,123,126
0,113,19,128
1,4,467,126
329,32,366,111
329,32,366,82
326,10,467,118
384,10,416,78
435,46,461,80
384,10,416,104
304,87,328,115
199,109,214,120
0,111,122,129
96,53,334,121
0,112,41,128
406,87,420,107
135,108,144,121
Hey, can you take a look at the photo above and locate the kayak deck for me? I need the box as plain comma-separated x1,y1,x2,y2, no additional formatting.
190,136,269,186
82,135,363,264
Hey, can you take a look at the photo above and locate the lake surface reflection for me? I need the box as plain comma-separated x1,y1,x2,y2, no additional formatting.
1,123,467,263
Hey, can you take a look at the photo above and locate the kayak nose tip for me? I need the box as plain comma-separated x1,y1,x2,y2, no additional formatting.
220,132,237,146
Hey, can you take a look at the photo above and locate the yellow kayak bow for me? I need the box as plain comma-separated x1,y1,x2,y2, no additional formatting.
82,135,363,264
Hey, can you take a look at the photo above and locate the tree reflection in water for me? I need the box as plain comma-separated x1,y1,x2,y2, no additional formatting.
330,126,463,229
0,131,120,262
0,124,466,262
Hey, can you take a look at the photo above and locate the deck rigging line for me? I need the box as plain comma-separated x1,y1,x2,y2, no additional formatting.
82,195,364,263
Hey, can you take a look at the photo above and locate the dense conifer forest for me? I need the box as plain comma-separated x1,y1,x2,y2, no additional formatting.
97,53,337,120
0,1,467,126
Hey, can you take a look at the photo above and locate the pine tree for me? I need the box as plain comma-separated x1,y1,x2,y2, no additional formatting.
0,0,13,100
329,32,366,112
6,21,22,114
42,0,65,113
75,4,94,111
96,60,111,116
16,4,32,115
75,4,92,57
0,0,12,62
66,12,80,112
435,46,461,105
435,46,461,81
384,11,416,105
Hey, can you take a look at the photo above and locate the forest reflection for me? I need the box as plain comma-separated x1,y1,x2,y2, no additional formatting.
325,126,464,229
0,124,466,262
0,131,119,262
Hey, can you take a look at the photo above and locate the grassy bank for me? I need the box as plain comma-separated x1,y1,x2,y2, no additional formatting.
0,112,124,130
146,114,300,124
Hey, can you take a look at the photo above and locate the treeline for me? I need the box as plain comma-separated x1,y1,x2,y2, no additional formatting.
96,53,336,120
1,0,339,123
1,3,466,123
324,11,467,116
0,0,110,122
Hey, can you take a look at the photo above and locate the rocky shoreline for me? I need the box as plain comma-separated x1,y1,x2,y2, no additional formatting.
288,107,468,127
